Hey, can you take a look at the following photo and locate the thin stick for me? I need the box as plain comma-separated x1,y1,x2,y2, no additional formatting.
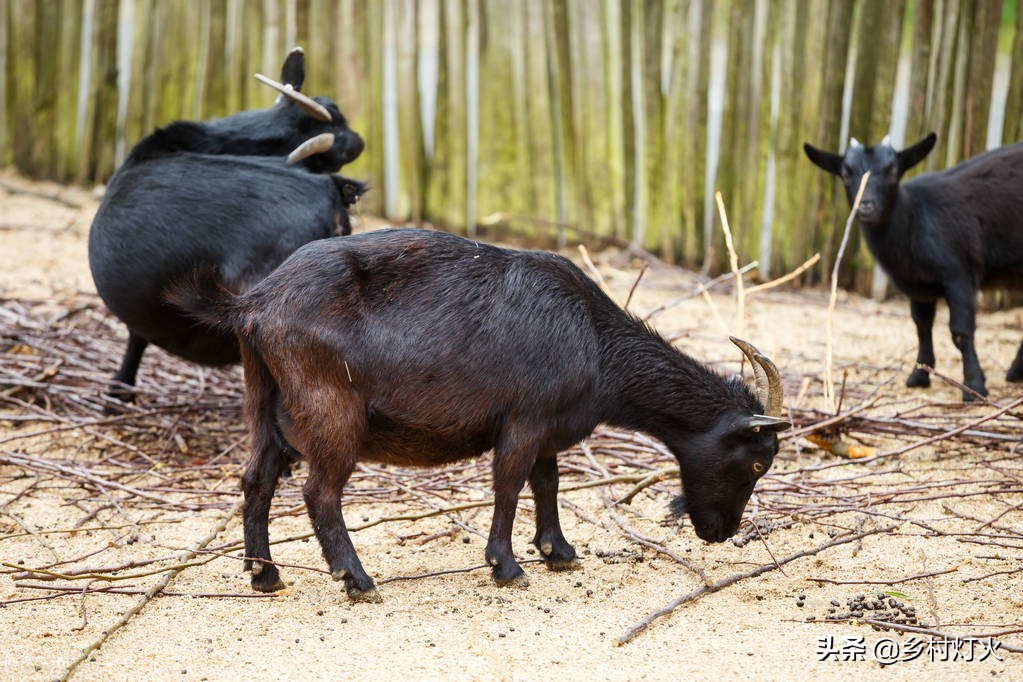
714,191,744,336
806,566,959,585
699,289,731,335
577,244,613,299
0,179,83,209
59,498,242,682
616,523,894,645
642,262,758,320
875,396,1023,459
614,467,678,505
825,171,870,408
746,253,821,294
782,394,880,441
916,364,1023,417
623,262,649,311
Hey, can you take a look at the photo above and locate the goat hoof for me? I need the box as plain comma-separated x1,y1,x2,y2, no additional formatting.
104,381,138,404
496,573,530,589
251,573,286,593
491,560,528,587
347,586,382,603
905,370,930,388
546,557,581,572
962,389,988,402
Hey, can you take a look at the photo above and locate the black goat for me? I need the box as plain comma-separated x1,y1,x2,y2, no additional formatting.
168,229,790,601
804,133,1023,400
125,48,364,173
88,48,364,399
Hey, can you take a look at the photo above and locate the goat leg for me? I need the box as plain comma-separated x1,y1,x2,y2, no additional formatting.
107,331,148,402
303,460,379,602
486,434,534,587
947,286,988,400
906,300,936,388
1007,340,1023,382
241,438,290,593
528,454,577,571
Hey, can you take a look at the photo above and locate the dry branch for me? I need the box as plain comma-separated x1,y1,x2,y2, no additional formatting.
616,523,896,645
58,498,243,682
825,171,870,408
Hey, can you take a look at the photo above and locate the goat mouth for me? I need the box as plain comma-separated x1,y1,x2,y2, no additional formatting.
693,522,733,544
856,206,881,223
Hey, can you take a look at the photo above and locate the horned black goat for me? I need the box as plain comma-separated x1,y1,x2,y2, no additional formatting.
167,228,790,601
804,133,1023,400
88,48,364,400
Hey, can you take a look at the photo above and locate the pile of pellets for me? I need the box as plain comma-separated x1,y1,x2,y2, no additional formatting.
796,591,924,629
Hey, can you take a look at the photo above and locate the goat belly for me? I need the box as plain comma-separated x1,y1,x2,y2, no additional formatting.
361,412,494,466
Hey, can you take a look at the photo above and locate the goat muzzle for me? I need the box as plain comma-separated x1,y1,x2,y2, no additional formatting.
729,336,785,419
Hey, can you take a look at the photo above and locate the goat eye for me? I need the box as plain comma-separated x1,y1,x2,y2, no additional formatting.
752,461,765,474
751,425,761,433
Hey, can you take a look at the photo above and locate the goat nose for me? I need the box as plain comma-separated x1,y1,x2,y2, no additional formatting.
346,133,365,161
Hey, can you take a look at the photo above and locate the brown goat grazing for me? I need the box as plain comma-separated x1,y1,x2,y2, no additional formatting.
168,229,789,601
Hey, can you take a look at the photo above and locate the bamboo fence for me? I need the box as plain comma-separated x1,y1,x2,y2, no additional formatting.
2,0,1021,292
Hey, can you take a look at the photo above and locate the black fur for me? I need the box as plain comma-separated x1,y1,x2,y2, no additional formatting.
804,133,1023,400
88,49,365,400
168,229,787,599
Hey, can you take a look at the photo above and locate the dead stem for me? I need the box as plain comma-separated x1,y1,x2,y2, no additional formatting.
616,524,896,646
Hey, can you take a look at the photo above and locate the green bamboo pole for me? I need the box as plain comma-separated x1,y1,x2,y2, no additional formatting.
50,0,78,180
661,0,688,263
846,0,904,294
600,0,626,242
640,0,666,256
89,0,120,181
927,0,961,169
714,1,755,273
620,0,635,245
31,0,59,176
191,0,211,119
904,0,933,144
1003,0,1023,143
464,0,479,235
0,0,7,166
807,0,853,287
627,0,643,249
688,0,711,265
961,0,1000,156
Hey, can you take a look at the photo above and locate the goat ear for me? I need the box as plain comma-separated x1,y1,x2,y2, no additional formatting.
280,47,306,91
897,132,937,173
803,143,844,176
743,414,790,433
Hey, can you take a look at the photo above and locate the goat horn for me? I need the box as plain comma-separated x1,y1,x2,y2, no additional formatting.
881,134,892,147
286,132,336,164
254,73,332,122
729,336,785,418
849,136,861,149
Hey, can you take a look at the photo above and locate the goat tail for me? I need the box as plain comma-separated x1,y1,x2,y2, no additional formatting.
163,265,246,334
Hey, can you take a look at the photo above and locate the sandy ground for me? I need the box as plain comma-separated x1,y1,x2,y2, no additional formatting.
1,169,1022,681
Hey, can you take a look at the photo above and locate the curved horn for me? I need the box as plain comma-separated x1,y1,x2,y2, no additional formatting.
254,73,332,122
729,336,785,418
286,132,336,164
849,136,861,149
